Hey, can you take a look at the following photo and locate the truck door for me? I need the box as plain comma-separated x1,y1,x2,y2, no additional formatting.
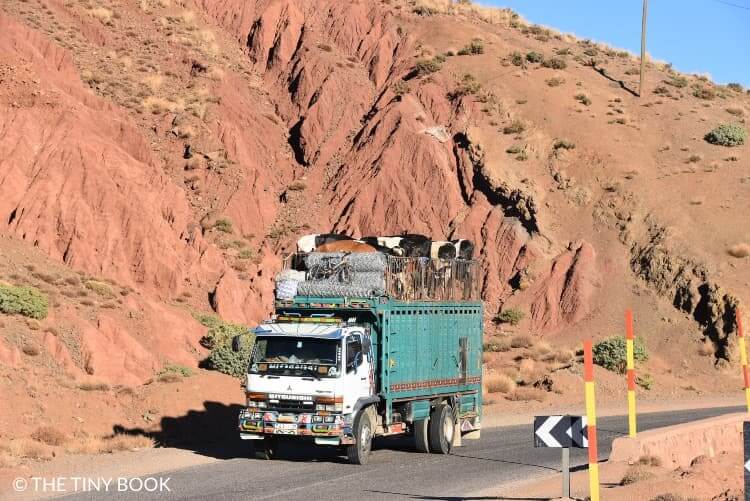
344,333,373,412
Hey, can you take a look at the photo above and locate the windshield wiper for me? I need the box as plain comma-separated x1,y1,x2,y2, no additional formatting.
301,368,321,380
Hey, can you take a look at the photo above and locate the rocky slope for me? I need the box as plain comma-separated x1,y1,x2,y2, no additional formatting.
1,0,749,454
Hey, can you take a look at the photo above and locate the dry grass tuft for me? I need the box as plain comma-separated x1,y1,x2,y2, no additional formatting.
65,433,154,455
510,334,533,349
621,464,655,485
727,243,750,258
484,374,516,394
31,426,68,446
8,439,52,460
142,74,163,92
506,387,546,402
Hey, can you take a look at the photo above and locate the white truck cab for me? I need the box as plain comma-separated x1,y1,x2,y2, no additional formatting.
239,317,376,460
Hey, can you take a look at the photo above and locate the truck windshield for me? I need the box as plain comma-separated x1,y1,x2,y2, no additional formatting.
249,337,341,378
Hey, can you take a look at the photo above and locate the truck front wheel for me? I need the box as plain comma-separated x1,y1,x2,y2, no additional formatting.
428,403,454,454
251,437,277,460
346,410,373,465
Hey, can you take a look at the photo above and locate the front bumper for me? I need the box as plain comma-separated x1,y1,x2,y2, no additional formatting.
238,408,355,445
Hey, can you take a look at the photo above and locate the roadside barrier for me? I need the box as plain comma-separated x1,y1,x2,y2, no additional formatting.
626,309,637,437
583,340,600,501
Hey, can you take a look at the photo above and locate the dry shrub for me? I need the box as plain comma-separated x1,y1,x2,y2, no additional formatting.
510,334,533,349
142,74,163,92
8,439,52,460
157,373,182,383
142,96,176,114
22,343,40,356
78,381,110,392
529,342,552,361
484,374,516,394
31,426,67,446
638,454,662,467
551,349,574,363
727,243,750,258
621,464,655,485
484,336,511,352
507,387,546,402
89,7,114,25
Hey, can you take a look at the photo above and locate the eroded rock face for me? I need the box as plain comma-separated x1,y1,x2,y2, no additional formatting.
631,224,739,359
0,15,195,293
530,242,599,332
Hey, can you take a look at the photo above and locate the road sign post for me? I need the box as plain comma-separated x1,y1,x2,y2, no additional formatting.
738,309,750,413
626,309,637,437
584,340,600,501
562,447,570,498
744,421,750,500
534,415,588,498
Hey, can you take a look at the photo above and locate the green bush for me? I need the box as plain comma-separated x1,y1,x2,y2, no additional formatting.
0,284,48,319
593,336,648,373
495,308,525,326
574,93,591,106
704,123,747,147
542,57,567,70
525,51,544,63
201,318,255,378
509,51,524,66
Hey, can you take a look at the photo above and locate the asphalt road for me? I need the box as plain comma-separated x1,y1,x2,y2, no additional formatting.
65,405,742,501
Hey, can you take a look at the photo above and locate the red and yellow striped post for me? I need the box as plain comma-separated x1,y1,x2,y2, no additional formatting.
625,308,637,437
737,309,750,413
583,340,600,501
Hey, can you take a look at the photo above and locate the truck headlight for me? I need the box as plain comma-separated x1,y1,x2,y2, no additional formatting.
316,404,326,411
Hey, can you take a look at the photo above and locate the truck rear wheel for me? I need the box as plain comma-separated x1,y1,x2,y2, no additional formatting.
428,403,454,454
346,410,373,465
414,418,430,453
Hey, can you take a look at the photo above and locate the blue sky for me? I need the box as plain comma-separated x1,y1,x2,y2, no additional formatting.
486,0,750,86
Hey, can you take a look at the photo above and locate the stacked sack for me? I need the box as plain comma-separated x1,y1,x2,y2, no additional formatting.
295,252,387,298
274,269,306,300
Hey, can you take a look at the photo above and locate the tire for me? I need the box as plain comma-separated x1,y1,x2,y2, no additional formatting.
346,410,373,465
428,403,454,454
251,437,277,460
414,418,430,453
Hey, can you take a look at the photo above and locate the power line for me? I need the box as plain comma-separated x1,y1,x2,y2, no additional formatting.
708,0,750,10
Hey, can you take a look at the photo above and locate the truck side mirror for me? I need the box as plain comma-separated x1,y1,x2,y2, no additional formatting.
231,335,243,352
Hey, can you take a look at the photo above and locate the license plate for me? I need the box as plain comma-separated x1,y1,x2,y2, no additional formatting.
275,423,297,434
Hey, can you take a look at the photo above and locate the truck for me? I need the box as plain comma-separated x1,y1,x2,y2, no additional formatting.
236,253,483,464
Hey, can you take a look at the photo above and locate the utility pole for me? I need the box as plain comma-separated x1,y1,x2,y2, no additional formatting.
639,0,649,97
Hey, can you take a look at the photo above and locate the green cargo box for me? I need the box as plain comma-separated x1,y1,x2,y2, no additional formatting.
275,296,483,423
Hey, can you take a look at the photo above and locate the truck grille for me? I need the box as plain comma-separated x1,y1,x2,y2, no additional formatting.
271,400,315,413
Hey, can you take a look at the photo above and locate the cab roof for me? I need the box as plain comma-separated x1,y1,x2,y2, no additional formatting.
253,322,347,339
